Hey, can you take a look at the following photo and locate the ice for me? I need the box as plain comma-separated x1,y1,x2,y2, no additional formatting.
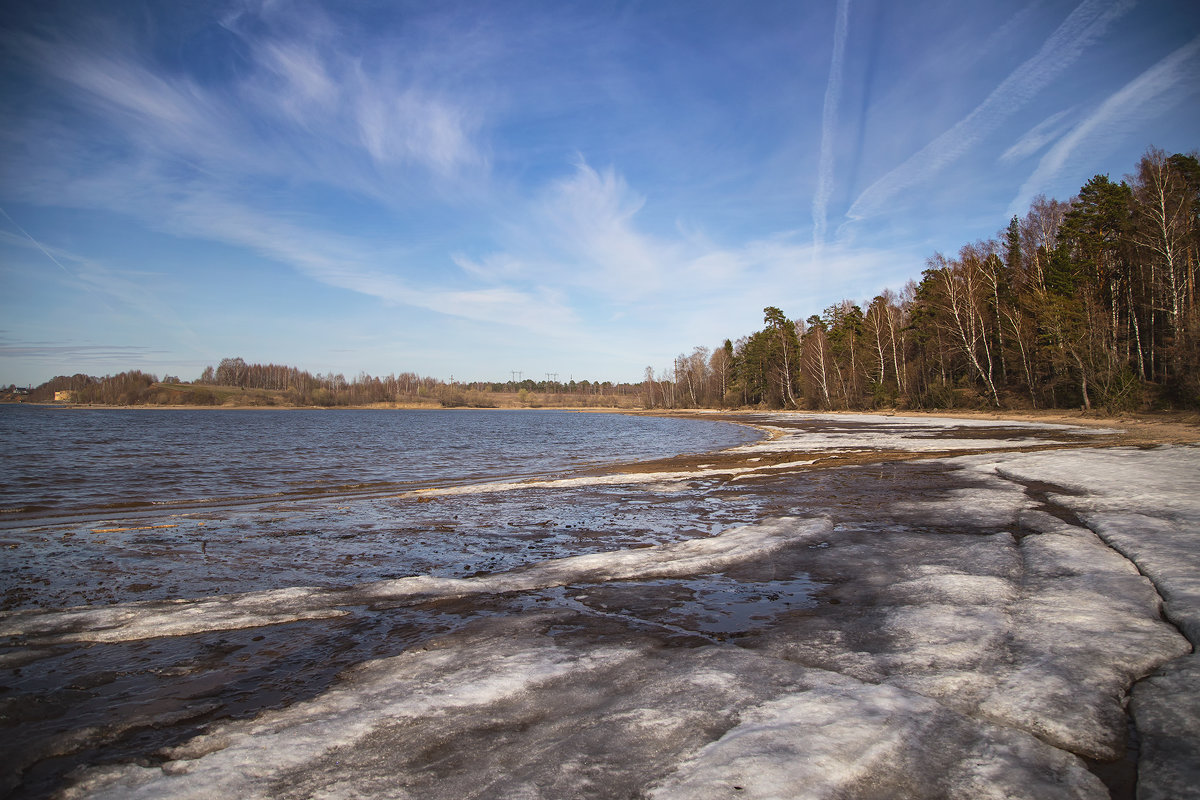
650,677,1106,800
945,445,1200,799
56,618,1108,800
397,461,814,500
736,451,1192,769
365,515,828,597
888,475,1031,528
0,586,351,644
56,616,643,800
724,413,1118,455
388,412,1112,499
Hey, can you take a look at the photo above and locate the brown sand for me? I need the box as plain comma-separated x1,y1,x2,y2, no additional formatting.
607,409,1200,477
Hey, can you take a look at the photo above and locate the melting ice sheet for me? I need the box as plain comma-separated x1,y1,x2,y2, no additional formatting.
3,415,1198,800
724,411,1121,454
0,518,829,644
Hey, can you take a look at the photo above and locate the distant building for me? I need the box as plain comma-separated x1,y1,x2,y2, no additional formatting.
54,390,75,402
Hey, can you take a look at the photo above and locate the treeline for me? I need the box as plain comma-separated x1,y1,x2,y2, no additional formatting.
192,357,640,406
16,358,642,407
650,146,1200,412
195,358,443,406
18,372,169,405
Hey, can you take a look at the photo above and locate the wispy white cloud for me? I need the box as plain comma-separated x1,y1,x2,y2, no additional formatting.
538,160,676,299
355,88,483,174
228,6,487,181
813,0,850,253
257,40,340,112
0,6,519,329
7,31,242,177
1010,33,1200,215
843,0,1134,228
456,158,918,360
452,252,529,283
0,340,164,363
8,0,1187,385
0,225,203,346
469,158,821,314
5,6,487,207
165,192,579,335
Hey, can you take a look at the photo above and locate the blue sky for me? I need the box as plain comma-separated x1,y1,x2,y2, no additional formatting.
1,0,1197,386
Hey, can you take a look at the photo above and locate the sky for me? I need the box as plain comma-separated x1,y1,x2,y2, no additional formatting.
1,0,1198,386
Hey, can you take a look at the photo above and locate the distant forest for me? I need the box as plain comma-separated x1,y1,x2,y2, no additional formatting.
8,146,1197,412
12,362,643,409
651,146,1200,412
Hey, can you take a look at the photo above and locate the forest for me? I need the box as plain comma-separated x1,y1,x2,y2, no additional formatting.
8,146,1196,413
649,147,1200,412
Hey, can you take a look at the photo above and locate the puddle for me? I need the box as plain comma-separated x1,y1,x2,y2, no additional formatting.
548,572,820,637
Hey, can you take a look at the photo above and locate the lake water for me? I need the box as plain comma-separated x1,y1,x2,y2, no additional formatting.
0,405,758,526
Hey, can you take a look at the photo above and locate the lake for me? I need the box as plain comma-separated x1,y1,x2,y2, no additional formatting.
0,405,763,610
0,405,758,525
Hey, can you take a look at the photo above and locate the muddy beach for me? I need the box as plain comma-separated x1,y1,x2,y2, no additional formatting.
2,412,1198,799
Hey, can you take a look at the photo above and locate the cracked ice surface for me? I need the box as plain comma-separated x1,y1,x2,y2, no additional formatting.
946,446,1200,800
4,418,1198,800
649,677,1104,800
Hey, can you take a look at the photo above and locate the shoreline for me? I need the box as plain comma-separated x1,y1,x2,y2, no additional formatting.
10,401,1198,453
603,409,1200,480
3,411,1198,799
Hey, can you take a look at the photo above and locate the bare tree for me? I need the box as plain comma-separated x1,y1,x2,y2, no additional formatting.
802,317,832,409
1130,147,1195,375
930,250,1000,406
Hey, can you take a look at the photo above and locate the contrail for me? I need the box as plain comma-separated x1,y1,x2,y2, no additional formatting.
813,0,850,254
1010,32,1200,217
0,205,73,275
842,0,1133,229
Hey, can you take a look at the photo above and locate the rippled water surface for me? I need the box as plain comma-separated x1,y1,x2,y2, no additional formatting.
0,405,757,523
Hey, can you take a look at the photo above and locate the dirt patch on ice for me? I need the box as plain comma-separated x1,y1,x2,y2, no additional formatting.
604,409,1178,477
